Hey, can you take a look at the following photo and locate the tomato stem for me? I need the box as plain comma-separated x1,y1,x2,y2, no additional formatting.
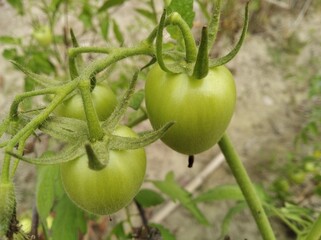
218,134,276,240
192,26,209,79
166,12,197,64
79,80,104,142
208,0,222,50
305,213,321,240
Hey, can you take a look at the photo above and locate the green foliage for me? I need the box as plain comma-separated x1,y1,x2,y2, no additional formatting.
51,194,87,240
135,189,165,207
152,172,209,225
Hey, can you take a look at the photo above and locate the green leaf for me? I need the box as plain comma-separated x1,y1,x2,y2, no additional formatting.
193,185,244,203
106,221,128,240
36,163,59,222
98,0,127,12
2,48,17,60
218,202,247,240
135,8,155,23
99,13,110,41
167,0,195,28
112,20,124,44
0,36,21,45
7,0,24,15
79,0,93,29
152,172,209,225
129,90,144,110
135,189,165,207
149,223,176,240
52,194,87,240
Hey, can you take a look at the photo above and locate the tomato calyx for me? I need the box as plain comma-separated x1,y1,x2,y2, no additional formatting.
154,2,250,80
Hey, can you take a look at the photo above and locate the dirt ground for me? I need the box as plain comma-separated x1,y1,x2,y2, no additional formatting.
1,1,321,240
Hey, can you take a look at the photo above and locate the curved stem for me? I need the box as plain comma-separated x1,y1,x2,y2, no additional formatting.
218,134,276,240
305,213,321,240
9,86,60,120
208,0,222,50
166,12,197,63
1,81,78,183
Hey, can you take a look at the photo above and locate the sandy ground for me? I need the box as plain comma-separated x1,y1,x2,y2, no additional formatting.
1,1,321,239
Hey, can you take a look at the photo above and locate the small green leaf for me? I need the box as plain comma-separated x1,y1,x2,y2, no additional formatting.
135,8,155,23
3,48,17,60
7,0,24,15
150,223,176,240
0,36,21,45
79,0,93,29
218,202,247,239
152,172,209,225
99,14,110,41
112,20,124,44
106,221,128,240
98,0,127,12
135,189,165,207
52,194,87,240
193,185,244,203
36,163,59,222
167,0,195,28
129,90,144,110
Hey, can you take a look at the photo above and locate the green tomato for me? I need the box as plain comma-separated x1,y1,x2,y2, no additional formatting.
56,84,117,121
145,64,236,155
32,26,52,47
289,171,306,184
60,125,146,215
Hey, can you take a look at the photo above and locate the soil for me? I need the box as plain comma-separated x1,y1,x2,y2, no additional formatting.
0,1,321,240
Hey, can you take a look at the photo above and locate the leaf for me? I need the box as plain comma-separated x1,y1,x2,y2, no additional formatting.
167,0,195,28
36,163,59,222
98,0,127,12
152,172,209,225
193,185,244,203
99,13,110,41
150,223,176,240
112,20,124,44
106,221,128,240
129,90,144,110
51,194,87,240
2,48,17,60
7,0,24,15
79,0,93,29
0,36,21,45
218,202,247,240
135,189,165,207
135,8,155,23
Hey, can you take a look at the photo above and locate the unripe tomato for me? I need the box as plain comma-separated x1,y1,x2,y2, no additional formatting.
145,64,236,155
60,125,146,215
32,26,53,47
56,84,117,121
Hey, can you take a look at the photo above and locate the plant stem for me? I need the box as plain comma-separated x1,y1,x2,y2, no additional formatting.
305,213,321,240
79,80,104,142
218,134,276,240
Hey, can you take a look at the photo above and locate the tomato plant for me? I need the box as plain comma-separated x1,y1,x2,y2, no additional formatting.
32,25,53,47
145,64,236,155
60,125,146,215
56,84,117,121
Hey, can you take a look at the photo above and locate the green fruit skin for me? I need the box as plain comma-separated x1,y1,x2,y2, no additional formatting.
145,64,236,155
0,182,15,237
60,126,146,215
33,26,52,47
56,84,117,121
